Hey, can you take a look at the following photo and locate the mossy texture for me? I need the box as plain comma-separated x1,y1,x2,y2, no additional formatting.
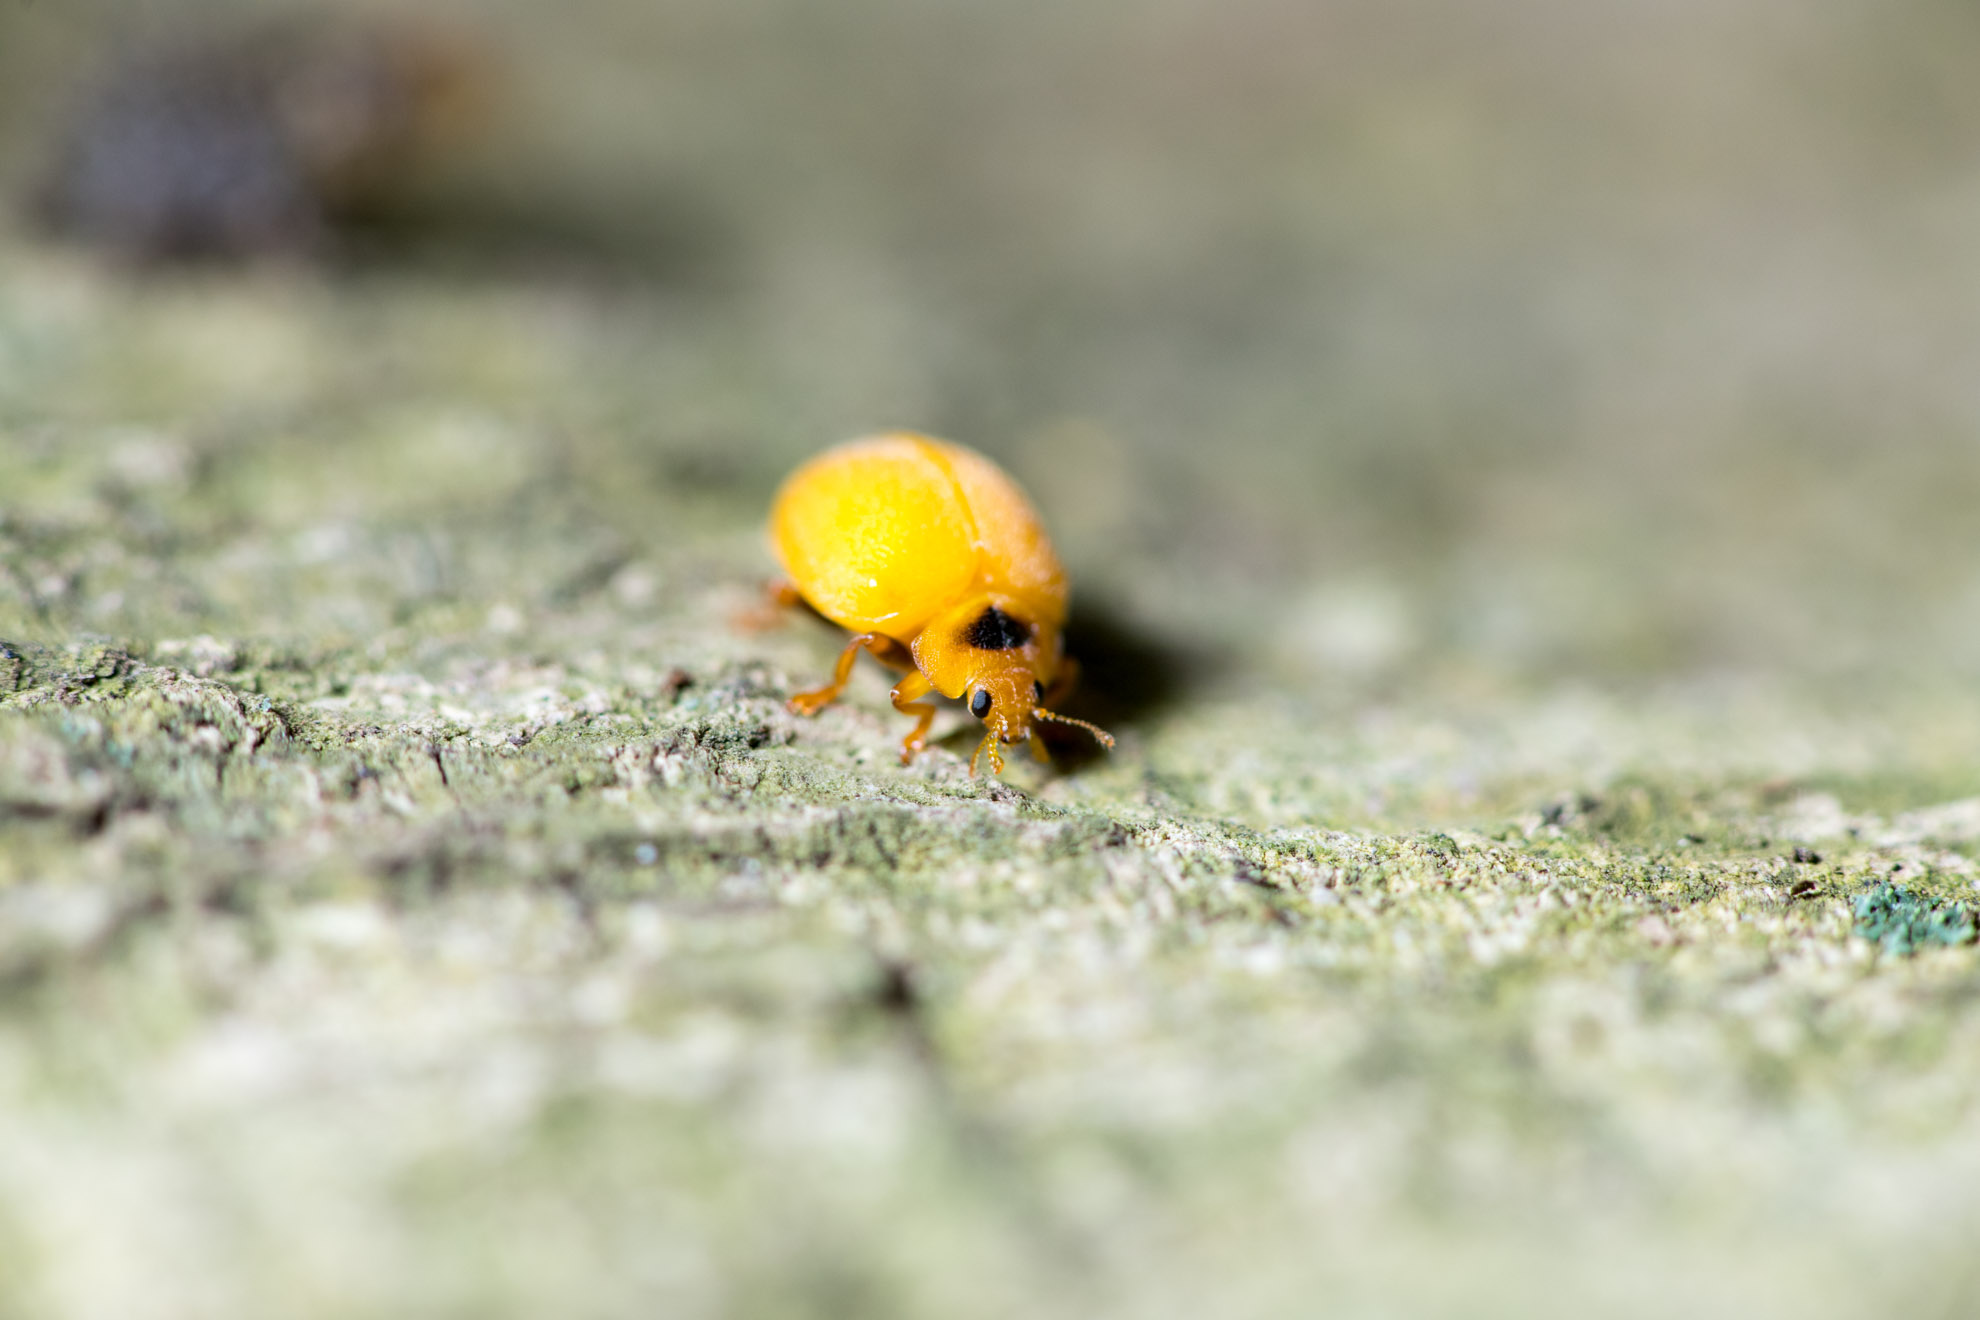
7,1,1980,1317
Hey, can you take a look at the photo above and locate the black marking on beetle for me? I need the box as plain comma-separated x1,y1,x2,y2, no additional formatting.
965,606,1030,651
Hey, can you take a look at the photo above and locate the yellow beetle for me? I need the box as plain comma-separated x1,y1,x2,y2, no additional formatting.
769,432,1113,776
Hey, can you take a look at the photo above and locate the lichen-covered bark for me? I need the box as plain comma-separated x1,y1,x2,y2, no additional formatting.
4,249,1979,1320
7,1,1980,1316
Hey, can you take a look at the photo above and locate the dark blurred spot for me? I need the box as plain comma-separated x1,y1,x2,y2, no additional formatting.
873,959,918,1015
31,21,492,265
34,42,321,260
28,19,735,283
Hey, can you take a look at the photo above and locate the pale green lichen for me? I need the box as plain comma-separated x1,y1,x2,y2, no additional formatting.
1853,884,1977,957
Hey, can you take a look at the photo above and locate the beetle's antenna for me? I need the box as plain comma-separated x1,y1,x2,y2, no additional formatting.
1032,707,1115,749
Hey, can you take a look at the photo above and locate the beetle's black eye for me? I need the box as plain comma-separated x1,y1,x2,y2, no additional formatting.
970,689,992,718
1033,681,1045,703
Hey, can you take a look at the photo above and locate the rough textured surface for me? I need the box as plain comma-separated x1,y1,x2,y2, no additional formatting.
6,1,1980,1317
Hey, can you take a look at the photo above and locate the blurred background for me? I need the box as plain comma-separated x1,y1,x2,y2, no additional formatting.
5,0,1979,693
10,5,1980,1319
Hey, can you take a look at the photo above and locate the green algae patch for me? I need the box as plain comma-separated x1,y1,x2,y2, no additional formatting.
1852,884,1977,957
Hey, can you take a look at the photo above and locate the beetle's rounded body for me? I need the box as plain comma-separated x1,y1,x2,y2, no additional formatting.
770,433,1111,774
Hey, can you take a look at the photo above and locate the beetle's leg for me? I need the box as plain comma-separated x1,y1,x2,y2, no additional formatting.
889,671,939,764
734,579,808,632
789,632,888,716
1029,733,1052,764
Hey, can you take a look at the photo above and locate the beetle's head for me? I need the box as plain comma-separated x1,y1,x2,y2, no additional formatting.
963,665,1112,777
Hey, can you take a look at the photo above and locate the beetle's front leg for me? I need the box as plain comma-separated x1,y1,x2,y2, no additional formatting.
733,579,807,632
789,632,888,716
889,671,939,764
